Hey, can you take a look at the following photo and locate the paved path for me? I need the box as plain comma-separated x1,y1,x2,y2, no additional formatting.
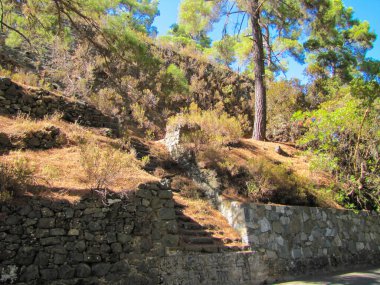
275,267,380,285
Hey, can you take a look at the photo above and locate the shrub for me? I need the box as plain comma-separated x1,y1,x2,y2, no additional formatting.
89,88,123,116
246,157,308,205
294,93,380,211
266,80,306,142
41,165,61,180
167,102,242,150
309,151,339,174
80,142,139,191
131,103,146,128
0,156,35,201
47,40,95,98
164,64,190,99
171,176,204,199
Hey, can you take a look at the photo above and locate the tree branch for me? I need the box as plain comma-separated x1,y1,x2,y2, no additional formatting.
223,10,245,15
0,0,4,32
256,0,269,14
1,21,31,46
53,0,63,36
222,2,235,37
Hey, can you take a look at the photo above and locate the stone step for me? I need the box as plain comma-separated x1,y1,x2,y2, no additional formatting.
220,245,251,252
181,244,220,253
182,236,215,245
176,215,193,222
179,229,210,237
179,222,204,230
222,237,243,244
201,224,217,230
129,139,151,156
171,244,252,253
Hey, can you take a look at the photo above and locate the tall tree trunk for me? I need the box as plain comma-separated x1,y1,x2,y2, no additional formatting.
248,0,266,140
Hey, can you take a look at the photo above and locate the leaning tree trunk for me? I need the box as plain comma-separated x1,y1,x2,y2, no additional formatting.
248,0,266,141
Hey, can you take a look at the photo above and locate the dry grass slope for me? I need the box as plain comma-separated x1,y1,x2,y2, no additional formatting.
0,114,157,203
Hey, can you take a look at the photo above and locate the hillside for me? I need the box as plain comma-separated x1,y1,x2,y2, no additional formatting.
0,77,340,205
1,1,380,284
0,77,344,253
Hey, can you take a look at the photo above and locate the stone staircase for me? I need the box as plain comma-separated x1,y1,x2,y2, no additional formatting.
173,203,251,253
129,137,160,173
130,137,251,254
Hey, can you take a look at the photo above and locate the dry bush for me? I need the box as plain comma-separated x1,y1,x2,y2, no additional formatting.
0,155,35,201
46,40,95,98
171,176,204,199
168,102,242,150
9,113,62,133
2,113,97,147
0,69,45,88
131,103,147,128
89,88,123,117
246,157,309,205
80,142,139,191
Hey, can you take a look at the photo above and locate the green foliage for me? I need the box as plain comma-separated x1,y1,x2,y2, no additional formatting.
266,79,306,141
208,35,237,67
294,93,362,152
166,64,190,95
309,152,339,174
178,0,215,38
295,91,380,211
158,23,211,51
304,1,376,82
1,0,159,48
351,77,380,106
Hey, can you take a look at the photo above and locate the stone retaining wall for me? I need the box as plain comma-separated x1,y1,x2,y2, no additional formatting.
160,252,268,285
0,78,119,135
218,197,380,280
0,182,178,284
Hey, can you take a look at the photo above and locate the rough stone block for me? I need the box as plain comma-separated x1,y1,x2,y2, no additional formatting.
54,253,67,265
84,253,102,263
111,242,123,254
158,208,175,220
5,215,22,226
68,228,79,236
40,237,61,246
158,190,173,199
15,247,36,265
58,264,75,279
162,234,179,247
40,269,58,280
92,263,111,277
20,265,39,282
50,228,65,236
41,207,54,217
75,240,86,252
76,263,91,278
135,188,152,199
38,218,55,229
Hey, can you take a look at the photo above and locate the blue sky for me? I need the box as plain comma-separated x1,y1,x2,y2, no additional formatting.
153,0,380,82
